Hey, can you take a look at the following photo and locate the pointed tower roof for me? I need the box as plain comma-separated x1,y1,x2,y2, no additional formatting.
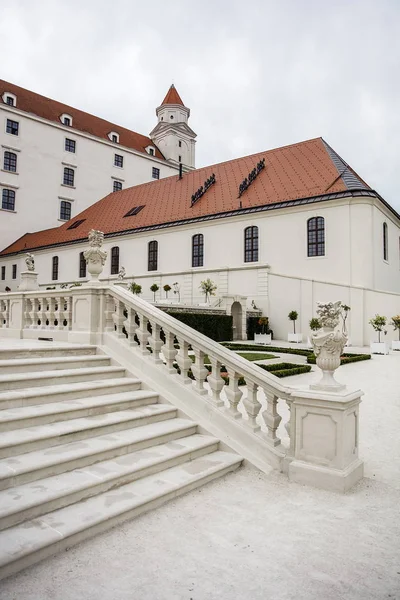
161,84,184,106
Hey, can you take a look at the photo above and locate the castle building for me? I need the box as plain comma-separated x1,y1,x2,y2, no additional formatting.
0,81,195,251
1,135,399,346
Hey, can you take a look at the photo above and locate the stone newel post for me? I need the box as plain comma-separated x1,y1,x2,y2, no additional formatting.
83,230,107,285
18,253,39,291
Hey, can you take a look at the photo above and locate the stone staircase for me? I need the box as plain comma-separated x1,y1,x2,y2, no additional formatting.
0,343,242,580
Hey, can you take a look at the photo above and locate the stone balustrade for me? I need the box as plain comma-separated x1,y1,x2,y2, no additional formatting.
0,285,364,492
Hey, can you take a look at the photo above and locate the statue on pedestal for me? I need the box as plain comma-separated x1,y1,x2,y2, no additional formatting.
83,230,107,282
25,253,35,272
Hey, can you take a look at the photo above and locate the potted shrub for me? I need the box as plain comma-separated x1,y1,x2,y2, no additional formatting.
369,314,389,354
163,284,172,299
390,315,400,350
288,310,302,343
254,317,271,345
307,317,321,348
150,283,159,302
129,282,142,295
199,278,217,304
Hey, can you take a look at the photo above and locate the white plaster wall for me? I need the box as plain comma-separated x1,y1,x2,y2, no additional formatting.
0,106,178,251
371,203,400,293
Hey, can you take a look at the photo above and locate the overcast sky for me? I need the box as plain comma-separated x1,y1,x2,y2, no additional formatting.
1,0,399,212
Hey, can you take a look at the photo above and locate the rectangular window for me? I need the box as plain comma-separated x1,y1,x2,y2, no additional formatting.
178,155,182,162
111,247,120,275
60,200,71,221
2,189,15,211
63,117,71,126
113,180,122,192
152,167,160,179
52,256,59,281
123,205,145,217
1,266,5,280
4,151,17,172
67,218,85,230
65,138,76,153
178,140,182,147
148,241,158,271
111,134,118,143
63,167,75,186
192,234,204,268
6,96,14,106
79,252,86,278
6,119,19,135
12,264,17,279
114,154,124,168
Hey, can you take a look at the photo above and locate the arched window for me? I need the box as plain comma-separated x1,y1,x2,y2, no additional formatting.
244,226,259,262
307,217,325,257
4,151,17,172
148,241,158,271
111,247,120,274
52,256,59,281
192,234,204,267
79,252,86,278
383,222,388,261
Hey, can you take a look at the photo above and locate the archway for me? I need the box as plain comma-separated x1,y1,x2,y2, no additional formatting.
231,301,243,340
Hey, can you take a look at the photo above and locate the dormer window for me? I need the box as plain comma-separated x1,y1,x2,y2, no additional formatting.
108,131,120,143
149,148,154,156
60,113,73,127
2,92,16,107
146,145,156,156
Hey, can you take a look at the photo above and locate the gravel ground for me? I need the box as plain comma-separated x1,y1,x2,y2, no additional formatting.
0,346,399,600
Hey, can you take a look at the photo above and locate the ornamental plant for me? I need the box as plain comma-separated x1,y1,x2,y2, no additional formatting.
309,317,321,331
391,315,400,341
163,284,172,298
150,283,159,302
258,317,269,334
200,279,217,303
341,304,351,333
129,282,142,295
369,314,387,343
288,310,298,334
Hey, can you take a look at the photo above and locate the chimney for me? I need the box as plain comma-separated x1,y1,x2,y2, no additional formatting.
179,163,183,180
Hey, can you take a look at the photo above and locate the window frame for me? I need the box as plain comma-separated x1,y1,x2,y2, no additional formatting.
63,167,75,187
113,180,122,192
244,226,259,263
110,247,120,275
1,266,5,281
2,188,16,211
192,234,204,268
152,167,160,179
148,240,158,271
4,151,17,172
79,252,87,278
383,222,388,262
59,200,72,221
65,138,76,153
12,264,17,280
52,256,59,281
307,216,325,258
6,118,19,136
114,154,124,168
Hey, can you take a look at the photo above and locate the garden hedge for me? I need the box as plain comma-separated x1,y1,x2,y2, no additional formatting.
257,362,312,378
166,311,233,342
221,343,371,365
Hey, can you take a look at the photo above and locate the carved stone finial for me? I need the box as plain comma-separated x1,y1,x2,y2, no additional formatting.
118,266,126,280
25,253,35,272
83,230,107,283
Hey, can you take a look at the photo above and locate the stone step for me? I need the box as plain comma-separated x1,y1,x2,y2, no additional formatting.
0,434,219,530
0,365,126,391
0,377,142,410
0,451,242,580
0,390,159,432
0,344,97,361
0,354,111,375
0,405,177,459
0,418,198,490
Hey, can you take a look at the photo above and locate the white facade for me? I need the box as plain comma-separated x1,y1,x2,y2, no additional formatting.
2,193,399,346
150,101,196,170
0,100,179,252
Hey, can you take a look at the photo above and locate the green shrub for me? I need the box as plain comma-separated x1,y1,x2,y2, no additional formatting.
307,352,371,365
257,362,312,378
221,342,312,357
166,311,233,342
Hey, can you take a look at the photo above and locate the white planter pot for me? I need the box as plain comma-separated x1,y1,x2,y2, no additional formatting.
288,333,303,343
370,342,389,355
254,333,271,345
391,340,400,351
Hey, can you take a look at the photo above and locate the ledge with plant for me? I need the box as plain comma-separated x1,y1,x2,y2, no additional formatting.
390,315,400,350
288,310,302,343
369,314,389,355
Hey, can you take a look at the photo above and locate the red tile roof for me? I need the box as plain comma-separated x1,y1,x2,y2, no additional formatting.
0,137,372,256
0,80,165,160
161,84,184,106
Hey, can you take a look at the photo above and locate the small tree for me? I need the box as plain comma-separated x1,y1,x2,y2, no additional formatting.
199,279,217,303
341,304,351,334
258,317,269,334
369,314,387,343
288,310,298,334
309,317,321,332
150,283,159,302
163,284,171,298
129,282,142,295
391,315,400,341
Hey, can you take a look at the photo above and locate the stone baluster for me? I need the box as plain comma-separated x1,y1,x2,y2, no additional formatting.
65,296,72,329
104,294,115,332
0,299,9,327
23,298,33,329
191,347,209,395
162,330,178,374
112,300,126,339
149,320,163,364
39,298,47,329
242,381,261,432
207,356,225,407
30,297,40,328
284,399,295,457
175,338,192,384
47,296,56,329
123,306,138,347
56,296,65,329
225,369,243,419
262,391,282,447
136,313,150,354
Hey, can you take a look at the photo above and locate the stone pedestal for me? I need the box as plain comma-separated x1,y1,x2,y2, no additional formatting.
288,387,364,492
18,271,39,291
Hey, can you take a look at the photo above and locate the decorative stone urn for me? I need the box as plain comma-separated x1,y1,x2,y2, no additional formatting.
83,230,107,284
310,301,347,392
